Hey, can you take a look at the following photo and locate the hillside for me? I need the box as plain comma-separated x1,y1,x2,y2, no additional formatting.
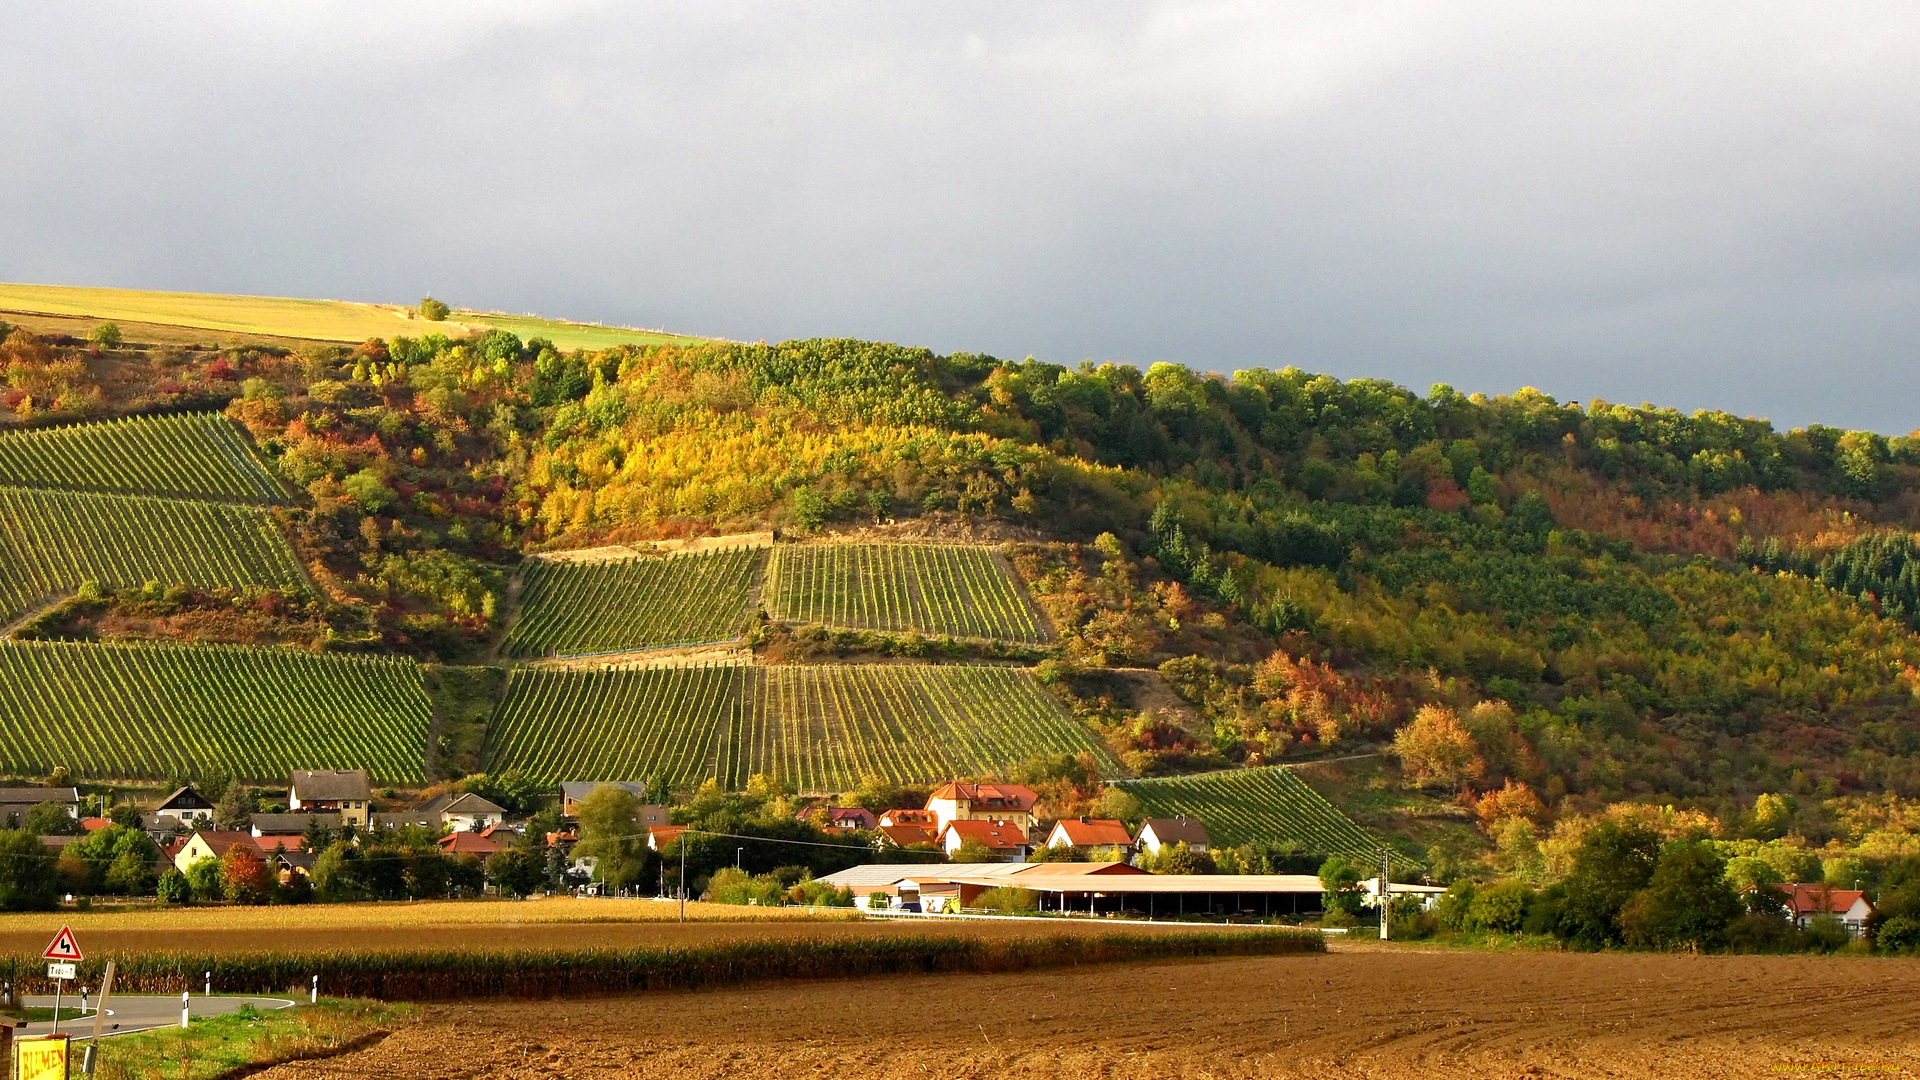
4,287,1920,870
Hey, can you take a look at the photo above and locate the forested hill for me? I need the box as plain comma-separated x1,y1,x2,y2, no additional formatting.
7,321,1920,829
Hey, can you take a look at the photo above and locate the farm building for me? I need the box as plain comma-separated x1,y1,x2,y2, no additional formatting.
1136,816,1210,855
0,786,78,828
1044,817,1134,859
938,819,1032,860
288,770,372,827
560,781,649,818
819,862,1042,911
153,786,215,828
926,782,1040,833
947,870,1328,918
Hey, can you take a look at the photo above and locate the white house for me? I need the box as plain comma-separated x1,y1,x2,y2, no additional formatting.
1135,816,1211,856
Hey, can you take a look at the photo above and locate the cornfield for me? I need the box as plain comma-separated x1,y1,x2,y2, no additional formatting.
1,927,1324,1000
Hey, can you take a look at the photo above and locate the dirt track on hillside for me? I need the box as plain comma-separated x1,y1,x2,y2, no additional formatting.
256,945,1920,1079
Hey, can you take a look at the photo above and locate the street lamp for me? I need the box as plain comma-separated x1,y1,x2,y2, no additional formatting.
736,847,744,870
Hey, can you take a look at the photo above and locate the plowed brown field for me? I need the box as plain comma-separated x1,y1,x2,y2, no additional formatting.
255,943,1920,1079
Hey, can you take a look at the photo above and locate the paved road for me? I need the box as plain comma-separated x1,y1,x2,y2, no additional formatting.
15,994,297,1038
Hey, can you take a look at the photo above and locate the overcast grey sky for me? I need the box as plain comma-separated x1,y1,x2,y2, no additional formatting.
2,3,1916,432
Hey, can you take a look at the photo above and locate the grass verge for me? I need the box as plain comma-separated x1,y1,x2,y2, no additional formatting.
90,999,411,1080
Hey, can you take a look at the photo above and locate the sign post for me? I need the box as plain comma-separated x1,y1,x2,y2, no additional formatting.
83,960,115,1078
42,926,83,1038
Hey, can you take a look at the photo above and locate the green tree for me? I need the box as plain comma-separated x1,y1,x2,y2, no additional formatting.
89,323,122,348
419,297,450,321
487,849,546,897
184,855,225,901
1618,842,1742,952
309,842,366,902
1557,821,1662,949
155,869,190,905
574,784,651,890
1466,880,1534,933
22,801,80,836
214,784,256,831
1319,855,1364,919
0,830,57,910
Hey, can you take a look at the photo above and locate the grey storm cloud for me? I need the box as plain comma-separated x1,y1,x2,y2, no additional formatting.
1,2,1916,431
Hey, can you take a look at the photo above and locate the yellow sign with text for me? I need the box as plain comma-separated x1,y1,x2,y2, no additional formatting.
15,1035,70,1080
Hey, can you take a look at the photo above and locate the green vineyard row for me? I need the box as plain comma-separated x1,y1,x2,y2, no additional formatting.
0,413,286,504
1115,766,1384,859
0,641,431,782
765,544,1049,644
502,546,767,658
0,485,307,623
484,663,1110,793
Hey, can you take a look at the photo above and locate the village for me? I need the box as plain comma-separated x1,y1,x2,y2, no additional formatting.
0,779,1878,937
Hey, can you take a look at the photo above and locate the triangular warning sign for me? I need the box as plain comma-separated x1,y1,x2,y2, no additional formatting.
42,925,82,962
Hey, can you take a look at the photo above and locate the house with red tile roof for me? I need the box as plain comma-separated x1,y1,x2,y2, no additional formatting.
801,806,879,830
878,824,939,849
1778,883,1875,937
926,782,1039,833
438,831,505,859
878,808,938,829
1043,817,1134,859
937,818,1032,861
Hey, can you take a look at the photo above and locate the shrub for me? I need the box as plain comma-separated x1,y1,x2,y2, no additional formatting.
1466,880,1534,933
89,322,122,348
1434,882,1476,932
1724,912,1799,954
1558,821,1661,949
704,868,785,905
1875,915,1920,955
1803,913,1851,954
419,297,449,321
973,886,1041,913
0,829,57,910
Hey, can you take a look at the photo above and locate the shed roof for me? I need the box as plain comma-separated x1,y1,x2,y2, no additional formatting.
441,793,508,816
941,819,1031,849
946,872,1328,894
816,862,1027,889
0,787,78,804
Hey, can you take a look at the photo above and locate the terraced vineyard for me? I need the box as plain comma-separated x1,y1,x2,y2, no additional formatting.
766,544,1049,643
0,641,430,782
485,663,1109,792
0,413,285,503
1115,766,1383,859
0,486,305,622
503,547,766,658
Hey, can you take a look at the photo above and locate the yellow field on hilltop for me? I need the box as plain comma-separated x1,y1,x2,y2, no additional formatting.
0,282,707,350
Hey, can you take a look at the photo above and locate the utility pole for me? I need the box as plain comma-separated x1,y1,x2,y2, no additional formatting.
678,838,687,923
1379,847,1392,941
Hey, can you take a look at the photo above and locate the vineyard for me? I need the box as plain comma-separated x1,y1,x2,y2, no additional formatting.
0,486,306,622
502,547,766,658
485,663,1111,792
1114,766,1383,859
0,413,285,503
0,641,430,782
765,544,1049,643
